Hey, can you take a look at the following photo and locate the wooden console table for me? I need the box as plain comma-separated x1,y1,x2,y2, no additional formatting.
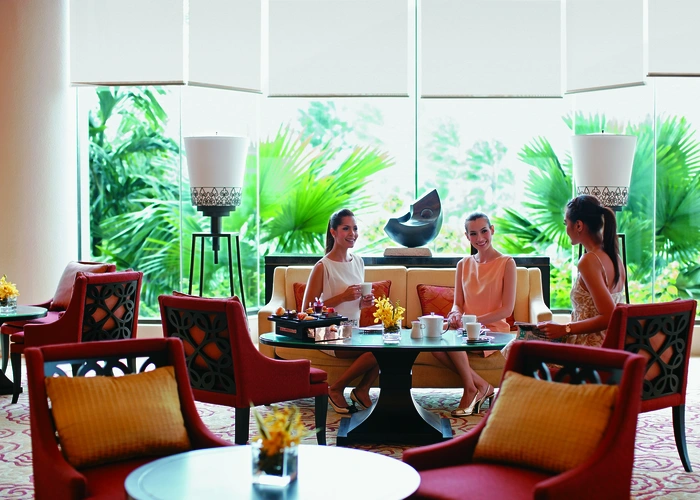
264,254,550,307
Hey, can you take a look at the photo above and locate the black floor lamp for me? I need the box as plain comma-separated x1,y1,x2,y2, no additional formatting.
184,136,248,309
572,132,637,304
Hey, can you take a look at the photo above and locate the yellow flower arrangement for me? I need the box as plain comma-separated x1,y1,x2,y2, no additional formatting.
0,275,19,301
373,296,405,330
252,405,312,456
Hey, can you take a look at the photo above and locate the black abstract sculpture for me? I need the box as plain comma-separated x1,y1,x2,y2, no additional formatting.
384,189,443,248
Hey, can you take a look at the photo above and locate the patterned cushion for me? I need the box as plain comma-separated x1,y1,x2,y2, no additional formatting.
292,280,392,327
45,366,191,468
50,262,112,311
416,284,454,318
473,371,618,474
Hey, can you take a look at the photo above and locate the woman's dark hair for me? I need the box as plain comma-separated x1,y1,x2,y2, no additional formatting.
464,212,491,255
566,194,621,286
325,208,355,254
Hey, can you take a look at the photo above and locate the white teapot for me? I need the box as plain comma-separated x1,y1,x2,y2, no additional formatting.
418,312,450,338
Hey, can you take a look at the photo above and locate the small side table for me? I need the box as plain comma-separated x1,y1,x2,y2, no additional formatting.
0,306,48,396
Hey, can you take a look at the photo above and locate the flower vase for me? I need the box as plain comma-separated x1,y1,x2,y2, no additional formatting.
0,296,18,315
382,325,401,344
251,440,298,487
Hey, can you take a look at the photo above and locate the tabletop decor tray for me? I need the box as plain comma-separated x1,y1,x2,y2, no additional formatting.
268,314,349,342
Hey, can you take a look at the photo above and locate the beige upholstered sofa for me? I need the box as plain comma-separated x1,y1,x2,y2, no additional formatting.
258,265,552,388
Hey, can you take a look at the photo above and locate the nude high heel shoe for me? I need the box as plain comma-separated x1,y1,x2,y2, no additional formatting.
451,392,480,417
474,384,495,414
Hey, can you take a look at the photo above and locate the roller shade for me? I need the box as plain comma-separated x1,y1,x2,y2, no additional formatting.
420,0,562,98
648,0,700,76
566,0,644,93
70,0,261,91
268,0,409,97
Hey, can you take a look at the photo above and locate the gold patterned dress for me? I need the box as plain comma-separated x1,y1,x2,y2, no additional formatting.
566,273,625,348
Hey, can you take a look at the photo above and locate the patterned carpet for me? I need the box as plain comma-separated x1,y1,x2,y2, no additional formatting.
1,360,700,499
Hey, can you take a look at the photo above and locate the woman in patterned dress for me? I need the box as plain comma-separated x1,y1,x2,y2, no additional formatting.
536,195,626,345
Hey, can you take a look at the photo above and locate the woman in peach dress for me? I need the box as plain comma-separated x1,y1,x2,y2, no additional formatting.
436,212,517,417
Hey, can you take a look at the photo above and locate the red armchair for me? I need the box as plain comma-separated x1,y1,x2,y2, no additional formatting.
0,261,116,372
602,299,697,472
25,337,231,500
10,270,142,403
403,341,646,500
158,293,328,445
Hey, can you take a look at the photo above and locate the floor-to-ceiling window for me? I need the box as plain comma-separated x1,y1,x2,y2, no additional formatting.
74,0,700,319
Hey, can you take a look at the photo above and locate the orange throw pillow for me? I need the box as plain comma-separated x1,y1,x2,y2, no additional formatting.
293,280,392,327
473,371,618,473
45,366,191,468
50,261,112,311
416,284,454,318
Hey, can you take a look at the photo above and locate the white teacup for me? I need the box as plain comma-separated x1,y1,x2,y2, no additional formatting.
465,322,481,341
360,282,373,296
461,314,477,330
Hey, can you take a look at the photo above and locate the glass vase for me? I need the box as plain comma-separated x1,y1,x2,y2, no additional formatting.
251,440,298,487
382,325,401,344
0,296,18,315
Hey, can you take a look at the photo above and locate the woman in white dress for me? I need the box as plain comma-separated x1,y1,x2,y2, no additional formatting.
303,209,379,414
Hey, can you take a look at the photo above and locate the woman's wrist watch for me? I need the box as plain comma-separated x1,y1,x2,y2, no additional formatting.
565,323,572,335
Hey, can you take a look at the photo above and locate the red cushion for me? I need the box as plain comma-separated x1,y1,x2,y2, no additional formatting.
309,367,328,384
359,280,391,327
293,281,392,328
415,463,550,499
0,311,62,335
50,262,112,311
81,456,157,498
10,332,24,343
293,282,307,312
416,284,455,317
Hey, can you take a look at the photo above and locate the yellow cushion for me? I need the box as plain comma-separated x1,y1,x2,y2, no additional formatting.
45,366,191,468
473,371,618,474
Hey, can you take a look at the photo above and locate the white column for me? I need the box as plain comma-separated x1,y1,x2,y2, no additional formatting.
0,0,77,303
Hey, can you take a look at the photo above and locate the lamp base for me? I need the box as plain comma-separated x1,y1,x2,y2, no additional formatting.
188,232,246,309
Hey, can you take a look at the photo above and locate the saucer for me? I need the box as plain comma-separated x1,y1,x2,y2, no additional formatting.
465,336,495,344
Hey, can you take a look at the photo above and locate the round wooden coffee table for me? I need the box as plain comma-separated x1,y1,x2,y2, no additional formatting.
125,444,420,500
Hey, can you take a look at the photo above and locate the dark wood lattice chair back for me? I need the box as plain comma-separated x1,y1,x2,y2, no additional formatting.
160,303,236,395
81,274,141,342
603,299,697,472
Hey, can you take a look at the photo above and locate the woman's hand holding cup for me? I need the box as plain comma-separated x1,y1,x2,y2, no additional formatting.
447,311,462,329
343,285,363,302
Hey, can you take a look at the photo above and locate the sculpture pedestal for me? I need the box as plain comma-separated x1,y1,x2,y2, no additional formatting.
383,247,433,257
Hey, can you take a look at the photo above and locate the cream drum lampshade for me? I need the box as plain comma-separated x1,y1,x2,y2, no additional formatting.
571,134,637,208
184,136,248,212
184,136,249,262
